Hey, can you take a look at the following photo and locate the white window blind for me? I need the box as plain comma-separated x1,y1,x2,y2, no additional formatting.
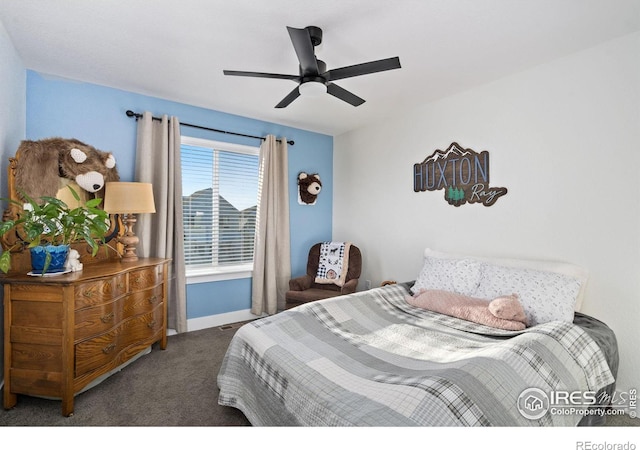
181,137,259,276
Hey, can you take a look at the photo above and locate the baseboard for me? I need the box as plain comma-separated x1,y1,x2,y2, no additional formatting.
187,309,263,332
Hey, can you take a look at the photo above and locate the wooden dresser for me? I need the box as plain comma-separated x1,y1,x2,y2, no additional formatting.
2,257,169,416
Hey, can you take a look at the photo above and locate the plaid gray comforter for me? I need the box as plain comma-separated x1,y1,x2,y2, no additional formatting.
217,283,615,426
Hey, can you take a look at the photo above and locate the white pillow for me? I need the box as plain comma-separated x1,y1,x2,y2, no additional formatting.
411,256,482,296
474,264,582,326
422,248,589,311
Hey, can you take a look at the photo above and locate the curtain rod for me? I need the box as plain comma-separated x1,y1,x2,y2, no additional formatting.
125,110,294,146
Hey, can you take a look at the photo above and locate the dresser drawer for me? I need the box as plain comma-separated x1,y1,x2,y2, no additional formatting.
74,273,127,309
74,305,164,377
129,266,163,292
74,299,120,341
124,284,164,317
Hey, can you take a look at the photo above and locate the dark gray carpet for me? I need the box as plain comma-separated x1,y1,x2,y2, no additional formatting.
1,321,637,427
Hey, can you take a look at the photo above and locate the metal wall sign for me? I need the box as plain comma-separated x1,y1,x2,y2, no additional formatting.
413,142,508,207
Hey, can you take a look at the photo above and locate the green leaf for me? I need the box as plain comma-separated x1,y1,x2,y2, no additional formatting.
84,198,103,208
25,225,44,242
86,238,99,256
0,251,11,273
67,185,81,201
41,196,67,208
0,220,16,234
42,250,52,274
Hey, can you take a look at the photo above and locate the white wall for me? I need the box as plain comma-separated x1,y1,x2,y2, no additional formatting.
334,32,640,395
0,19,26,387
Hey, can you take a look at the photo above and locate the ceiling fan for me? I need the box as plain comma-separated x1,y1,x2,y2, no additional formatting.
223,25,401,108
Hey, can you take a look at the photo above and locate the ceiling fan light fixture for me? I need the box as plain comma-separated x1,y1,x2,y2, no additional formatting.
299,81,327,97
223,25,401,108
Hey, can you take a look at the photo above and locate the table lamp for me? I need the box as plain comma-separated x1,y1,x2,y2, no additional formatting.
103,182,156,262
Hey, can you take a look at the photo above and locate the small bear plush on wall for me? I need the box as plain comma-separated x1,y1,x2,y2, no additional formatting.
297,172,322,205
14,137,119,202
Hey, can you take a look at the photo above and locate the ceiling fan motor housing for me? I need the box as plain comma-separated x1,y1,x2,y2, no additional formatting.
300,60,327,82
306,26,323,46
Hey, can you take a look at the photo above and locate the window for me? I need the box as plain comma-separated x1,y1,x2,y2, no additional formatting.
181,136,260,282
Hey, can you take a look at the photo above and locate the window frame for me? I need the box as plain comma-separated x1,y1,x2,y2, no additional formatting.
180,135,260,284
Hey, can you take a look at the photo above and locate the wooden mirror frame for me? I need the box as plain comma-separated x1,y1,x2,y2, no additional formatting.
1,147,122,274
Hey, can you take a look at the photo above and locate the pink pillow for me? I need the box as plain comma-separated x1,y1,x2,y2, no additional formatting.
406,289,528,331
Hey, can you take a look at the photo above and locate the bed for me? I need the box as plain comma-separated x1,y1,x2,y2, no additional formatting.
217,249,618,426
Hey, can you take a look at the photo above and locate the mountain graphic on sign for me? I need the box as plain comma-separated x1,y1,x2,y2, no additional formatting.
421,142,474,164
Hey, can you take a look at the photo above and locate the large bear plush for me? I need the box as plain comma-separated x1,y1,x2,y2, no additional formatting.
297,172,322,205
14,137,119,202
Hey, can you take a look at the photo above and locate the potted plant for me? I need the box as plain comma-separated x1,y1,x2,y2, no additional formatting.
0,186,110,274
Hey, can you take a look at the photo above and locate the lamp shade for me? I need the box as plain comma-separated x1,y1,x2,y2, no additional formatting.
103,182,156,214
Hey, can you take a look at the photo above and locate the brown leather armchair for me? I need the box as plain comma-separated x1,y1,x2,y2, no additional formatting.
285,243,362,309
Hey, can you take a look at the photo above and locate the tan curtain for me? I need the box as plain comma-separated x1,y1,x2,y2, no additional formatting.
251,135,290,315
134,112,187,333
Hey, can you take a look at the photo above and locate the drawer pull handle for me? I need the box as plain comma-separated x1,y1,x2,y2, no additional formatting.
148,295,158,304
134,276,143,284
147,321,157,329
83,291,94,298
102,343,116,354
117,282,124,289
100,312,114,323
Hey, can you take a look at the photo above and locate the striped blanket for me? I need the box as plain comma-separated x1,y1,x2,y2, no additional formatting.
217,283,615,426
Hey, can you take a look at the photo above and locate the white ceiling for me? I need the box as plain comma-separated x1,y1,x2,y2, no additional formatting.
1,0,639,136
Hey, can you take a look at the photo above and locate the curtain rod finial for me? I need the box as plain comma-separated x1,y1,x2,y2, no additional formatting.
125,110,142,120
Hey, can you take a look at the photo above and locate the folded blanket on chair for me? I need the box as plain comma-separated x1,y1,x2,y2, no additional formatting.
315,242,351,287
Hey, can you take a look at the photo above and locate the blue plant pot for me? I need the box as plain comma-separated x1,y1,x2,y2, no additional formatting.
30,244,70,273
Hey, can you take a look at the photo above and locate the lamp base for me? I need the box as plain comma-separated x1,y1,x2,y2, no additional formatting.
119,213,139,262
120,250,139,263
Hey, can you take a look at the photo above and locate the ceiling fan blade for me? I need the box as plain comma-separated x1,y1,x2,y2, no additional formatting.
223,70,300,81
326,83,365,107
275,86,301,108
324,56,401,81
287,26,319,76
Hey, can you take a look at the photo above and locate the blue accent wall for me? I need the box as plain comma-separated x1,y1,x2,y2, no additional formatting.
25,71,333,319
187,278,252,318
